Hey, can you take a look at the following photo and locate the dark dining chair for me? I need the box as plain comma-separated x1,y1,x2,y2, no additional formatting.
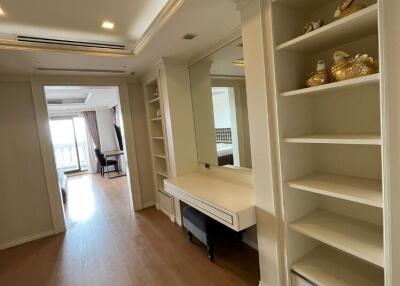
94,148,119,178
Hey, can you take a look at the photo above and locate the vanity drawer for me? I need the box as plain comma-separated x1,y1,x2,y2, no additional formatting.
201,201,233,225
165,183,202,207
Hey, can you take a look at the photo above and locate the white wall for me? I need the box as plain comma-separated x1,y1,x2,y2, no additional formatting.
96,108,118,152
0,79,54,248
128,82,156,206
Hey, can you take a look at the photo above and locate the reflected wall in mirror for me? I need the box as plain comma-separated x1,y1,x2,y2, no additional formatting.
189,37,252,169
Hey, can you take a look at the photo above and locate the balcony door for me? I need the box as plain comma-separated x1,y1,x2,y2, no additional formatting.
50,117,89,173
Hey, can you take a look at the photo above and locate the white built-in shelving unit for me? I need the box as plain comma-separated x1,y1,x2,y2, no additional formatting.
144,79,173,217
271,0,384,284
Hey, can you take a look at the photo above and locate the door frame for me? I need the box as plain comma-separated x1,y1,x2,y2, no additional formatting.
31,75,143,233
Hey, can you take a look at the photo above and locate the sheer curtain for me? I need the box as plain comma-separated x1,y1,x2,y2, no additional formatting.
82,111,100,173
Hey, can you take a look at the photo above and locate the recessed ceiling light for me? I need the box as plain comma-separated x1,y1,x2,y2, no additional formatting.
0,7,5,15
182,33,197,40
102,21,114,30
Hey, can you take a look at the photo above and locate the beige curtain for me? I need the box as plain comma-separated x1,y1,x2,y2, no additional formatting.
83,111,100,149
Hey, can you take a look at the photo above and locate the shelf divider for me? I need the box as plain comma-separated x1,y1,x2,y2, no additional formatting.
288,172,382,208
281,74,380,97
292,245,384,286
276,4,378,53
283,133,381,145
289,209,384,267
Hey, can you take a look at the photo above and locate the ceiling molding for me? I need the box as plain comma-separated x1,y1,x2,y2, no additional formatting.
0,39,134,57
137,56,187,81
187,26,242,66
133,0,186,55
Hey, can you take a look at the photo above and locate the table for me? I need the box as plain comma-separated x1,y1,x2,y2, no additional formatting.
103,150,126,179
164,172,256,232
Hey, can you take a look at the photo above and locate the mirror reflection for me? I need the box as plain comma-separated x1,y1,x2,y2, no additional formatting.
189,37,252,169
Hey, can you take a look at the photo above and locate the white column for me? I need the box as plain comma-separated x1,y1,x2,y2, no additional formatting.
379,1,400,285
234,0,287,285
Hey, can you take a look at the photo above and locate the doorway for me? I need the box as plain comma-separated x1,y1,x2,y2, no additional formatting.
49,116,89,173
31,77,143,234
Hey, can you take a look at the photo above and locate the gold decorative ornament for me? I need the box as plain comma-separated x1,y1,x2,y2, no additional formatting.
334,0,366,19
331,50,379,82
306,60,330,87
303,20,323,34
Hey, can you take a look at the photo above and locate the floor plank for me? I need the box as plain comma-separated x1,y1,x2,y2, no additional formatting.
0,174,260,286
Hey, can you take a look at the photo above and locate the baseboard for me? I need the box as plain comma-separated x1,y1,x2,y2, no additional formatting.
243,236,258,250
142,201,156,209
0,230,54,250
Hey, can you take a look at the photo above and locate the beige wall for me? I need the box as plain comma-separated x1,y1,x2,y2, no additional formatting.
189,61,218,165
0,79,53,247
128,82,155,206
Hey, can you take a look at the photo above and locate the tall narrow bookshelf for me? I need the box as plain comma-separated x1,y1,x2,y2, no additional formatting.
271,0,385,285
144,79,174,219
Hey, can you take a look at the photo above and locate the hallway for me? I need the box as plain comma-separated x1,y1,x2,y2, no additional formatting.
0,174,259,286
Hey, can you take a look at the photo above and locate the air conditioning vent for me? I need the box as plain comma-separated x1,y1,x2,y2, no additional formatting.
37,67,126,73
17,35,126,50
47,98,87,105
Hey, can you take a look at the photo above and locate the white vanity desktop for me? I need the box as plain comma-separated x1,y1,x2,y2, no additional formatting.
164,169,256,232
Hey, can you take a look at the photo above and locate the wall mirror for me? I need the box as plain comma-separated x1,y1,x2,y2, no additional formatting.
189,37,252,169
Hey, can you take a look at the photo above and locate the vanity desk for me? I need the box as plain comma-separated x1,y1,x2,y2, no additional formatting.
164,171,256,232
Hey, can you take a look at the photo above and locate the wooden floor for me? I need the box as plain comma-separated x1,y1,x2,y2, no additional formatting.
0,174,260,286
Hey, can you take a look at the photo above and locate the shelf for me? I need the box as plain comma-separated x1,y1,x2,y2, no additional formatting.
292,245,384,286
157,171,168,178
283,133,381,145
288,172,382,208
154,154,167,159
280,74,380,97
276,4,378,53
152,136,165,140
147,97,160,104
150,117,162,122
289,209,384,267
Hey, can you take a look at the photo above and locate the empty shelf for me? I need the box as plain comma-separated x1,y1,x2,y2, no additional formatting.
283,134,381,145
150,117,162,122
152,136,165,140
281,74,379,97
292,245,384,286
288,173,382,208
276,4,378,53
289,209,384,267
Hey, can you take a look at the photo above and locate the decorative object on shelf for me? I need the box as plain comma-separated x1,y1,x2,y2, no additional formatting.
152,87,159,99
303,20,323,34
331,50,379,81
156,108,161,118
334,0,366,19
306,60,330,87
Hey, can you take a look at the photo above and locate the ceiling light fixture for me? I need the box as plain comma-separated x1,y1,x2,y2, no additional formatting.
102,21,114,30
0,7,5,15
182,33,197,40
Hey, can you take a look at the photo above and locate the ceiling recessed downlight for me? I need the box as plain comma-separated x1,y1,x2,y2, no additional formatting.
182,33,197,40
102,21,114,30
